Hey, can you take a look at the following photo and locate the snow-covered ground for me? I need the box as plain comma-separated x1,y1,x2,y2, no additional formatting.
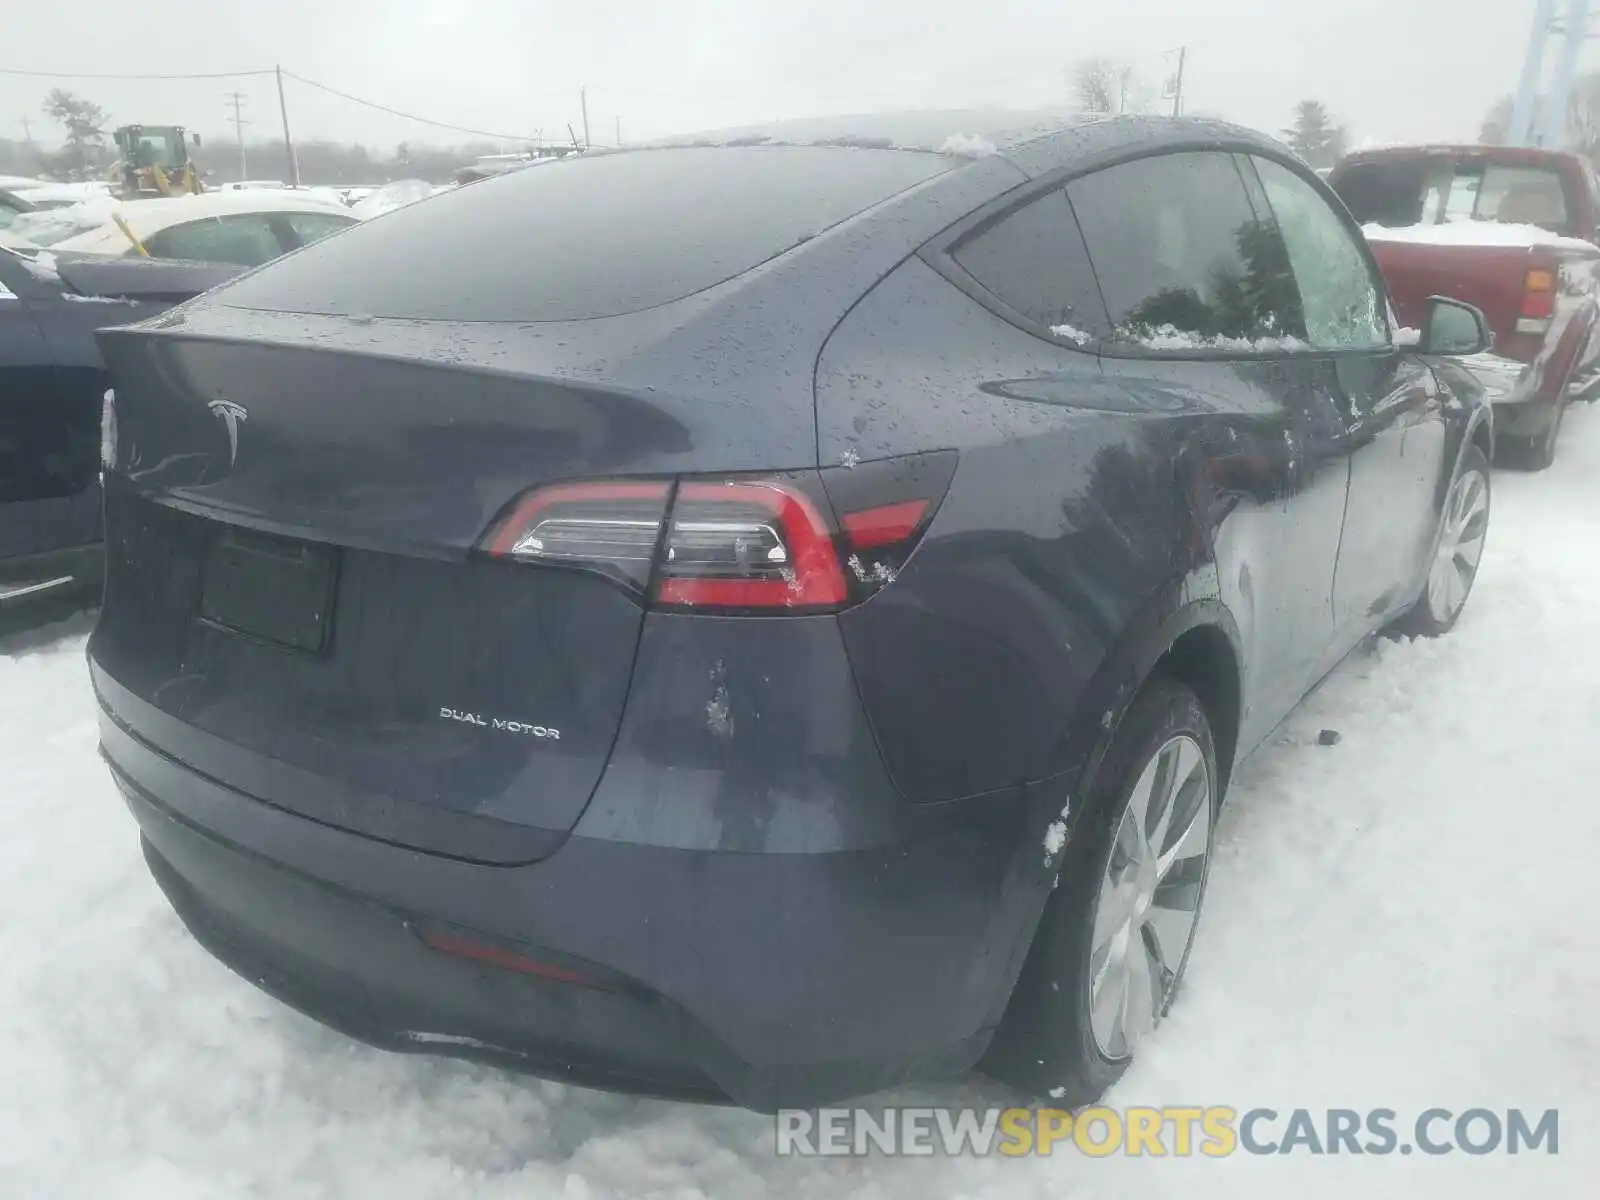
4,411,1599,1198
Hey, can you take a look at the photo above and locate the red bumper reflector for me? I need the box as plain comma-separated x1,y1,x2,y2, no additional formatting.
420,929,602,988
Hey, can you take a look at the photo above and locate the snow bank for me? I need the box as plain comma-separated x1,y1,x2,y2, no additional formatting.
1363,220,1596,252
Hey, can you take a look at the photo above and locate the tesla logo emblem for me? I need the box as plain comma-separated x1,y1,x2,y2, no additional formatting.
208,399,248,466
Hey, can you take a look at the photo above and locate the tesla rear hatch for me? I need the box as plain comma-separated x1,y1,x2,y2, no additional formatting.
90,145,957,864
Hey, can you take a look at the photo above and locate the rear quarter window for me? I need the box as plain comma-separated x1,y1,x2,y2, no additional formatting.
949,189,1110,343
214,146,956,322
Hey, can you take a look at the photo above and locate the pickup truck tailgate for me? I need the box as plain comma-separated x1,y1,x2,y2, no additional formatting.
1364,238,1534,340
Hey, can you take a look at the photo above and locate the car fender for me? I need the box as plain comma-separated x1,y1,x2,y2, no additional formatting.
1051,572,1245,840
1427,354,1496,510
973,577,1243,1037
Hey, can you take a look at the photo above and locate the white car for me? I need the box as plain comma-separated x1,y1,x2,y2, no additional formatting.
15,191,359,266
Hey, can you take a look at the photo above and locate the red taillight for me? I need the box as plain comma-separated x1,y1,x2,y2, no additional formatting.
479,451,957,614
483,481,670,590
654,480,847,610
1522,267,1556,319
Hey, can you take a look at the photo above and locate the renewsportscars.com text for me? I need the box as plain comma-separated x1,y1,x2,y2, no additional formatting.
775,1106,1560,1158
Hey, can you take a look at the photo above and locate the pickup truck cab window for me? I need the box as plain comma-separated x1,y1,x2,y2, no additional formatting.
1336,154,1578,239
1438,163,1570,234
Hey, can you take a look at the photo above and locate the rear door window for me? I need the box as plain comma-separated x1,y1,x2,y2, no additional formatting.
948,189,1111,344
1066,151,1306,352
142,214,284,266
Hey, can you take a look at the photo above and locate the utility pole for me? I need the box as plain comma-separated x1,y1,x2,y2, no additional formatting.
224,91,250,180
1541,0,1592,146
1511,0,1558,144
615,115,622,146
1170,45,1188,118
275,64,301,187
580,86,591,149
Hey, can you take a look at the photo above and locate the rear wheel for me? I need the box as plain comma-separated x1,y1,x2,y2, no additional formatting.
982,679,1218,1106
1389,444,1490,639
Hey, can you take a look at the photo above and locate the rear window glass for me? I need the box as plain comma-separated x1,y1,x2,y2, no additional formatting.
216,146,954,322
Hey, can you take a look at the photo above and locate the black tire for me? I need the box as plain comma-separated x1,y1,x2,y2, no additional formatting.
1387,443,1491,639
981,678,1218,1107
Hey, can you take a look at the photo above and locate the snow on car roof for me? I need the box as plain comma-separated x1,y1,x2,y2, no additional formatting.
45,190,355,255
6,180,115,203
1363,220,1596,253
645,107,1103,153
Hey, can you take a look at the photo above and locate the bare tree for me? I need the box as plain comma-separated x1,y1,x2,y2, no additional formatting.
1477,75,1600,157
1567,73,1600,161
1075,57,1137,115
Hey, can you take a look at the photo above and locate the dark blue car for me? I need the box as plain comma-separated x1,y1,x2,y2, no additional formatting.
88,112,1494,1111
1,244,237,623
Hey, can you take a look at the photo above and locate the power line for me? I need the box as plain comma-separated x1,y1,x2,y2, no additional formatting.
281,70,548,142
4,61,576,145
0,66,274,81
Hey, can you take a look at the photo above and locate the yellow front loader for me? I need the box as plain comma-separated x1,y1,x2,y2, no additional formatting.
110,125,204,198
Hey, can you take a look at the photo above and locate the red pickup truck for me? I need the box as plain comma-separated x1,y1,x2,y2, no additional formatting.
1328,144,1600,468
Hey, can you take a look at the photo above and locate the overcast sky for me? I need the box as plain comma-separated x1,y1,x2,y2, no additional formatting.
0,0,1578,154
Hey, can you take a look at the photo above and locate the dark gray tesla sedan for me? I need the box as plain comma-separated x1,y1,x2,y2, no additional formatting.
88,111,1494,1112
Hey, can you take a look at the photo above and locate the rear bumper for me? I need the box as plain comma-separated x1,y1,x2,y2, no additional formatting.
1454,352,1560,437
97,667,1067,1111
1458,352,1538,407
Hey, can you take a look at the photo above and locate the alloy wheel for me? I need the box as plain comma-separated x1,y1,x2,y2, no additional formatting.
1087,733,1214,1060
1426,466,1490,624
